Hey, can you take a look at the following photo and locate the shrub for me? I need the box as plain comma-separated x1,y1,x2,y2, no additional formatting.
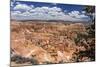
11,55,38,64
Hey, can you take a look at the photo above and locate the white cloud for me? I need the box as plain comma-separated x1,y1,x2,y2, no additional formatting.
82,11,86,14
30,6,62,14
11,11,21,15
11,2,13,7
11,4,89,22
71,11,80,15
68,11,88,19
13,3,33,11
16,2,21,5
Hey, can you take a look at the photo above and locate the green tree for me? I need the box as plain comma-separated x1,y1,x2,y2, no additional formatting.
83,6,95,38
83,6,95,22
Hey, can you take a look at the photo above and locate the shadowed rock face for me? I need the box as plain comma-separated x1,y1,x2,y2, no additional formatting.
11,21,95,65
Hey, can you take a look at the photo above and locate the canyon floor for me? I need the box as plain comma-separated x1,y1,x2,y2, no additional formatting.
11,21,95,66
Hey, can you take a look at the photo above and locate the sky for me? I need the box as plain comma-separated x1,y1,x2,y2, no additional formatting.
10,0,91,22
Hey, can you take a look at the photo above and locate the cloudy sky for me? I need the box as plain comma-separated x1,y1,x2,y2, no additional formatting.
11,0,91,22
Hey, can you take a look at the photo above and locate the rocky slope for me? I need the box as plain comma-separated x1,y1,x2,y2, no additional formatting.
11,21,95,66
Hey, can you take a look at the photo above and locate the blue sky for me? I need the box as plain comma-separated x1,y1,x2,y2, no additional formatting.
11,0,91,22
